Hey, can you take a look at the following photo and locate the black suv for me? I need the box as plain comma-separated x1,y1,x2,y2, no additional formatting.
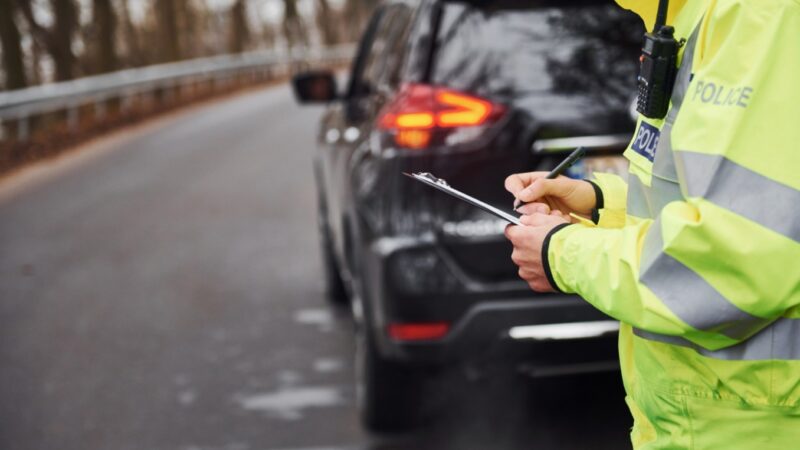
293,0,643,431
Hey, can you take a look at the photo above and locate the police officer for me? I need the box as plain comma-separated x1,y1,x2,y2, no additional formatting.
504,0,800,448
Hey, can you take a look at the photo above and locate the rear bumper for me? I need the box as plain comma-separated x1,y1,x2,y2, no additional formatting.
361,234,619,367
379,296,619,365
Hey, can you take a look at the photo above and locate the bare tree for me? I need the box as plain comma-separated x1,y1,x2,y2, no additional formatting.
228,0,250,53
282,0,308,48
177,0,204,58
29,38,45,85
118,0,146,67
154,0,181,62
256,19,278,50
0,0,27,89
315,0,337,46
18,0,80,81
342,0,366,42
86,0,119,74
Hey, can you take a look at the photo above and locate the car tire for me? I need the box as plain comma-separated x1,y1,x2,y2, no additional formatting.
355,322,428,432
319,215,348,304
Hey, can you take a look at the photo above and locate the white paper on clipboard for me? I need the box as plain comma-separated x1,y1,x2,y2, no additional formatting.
403,172,522,226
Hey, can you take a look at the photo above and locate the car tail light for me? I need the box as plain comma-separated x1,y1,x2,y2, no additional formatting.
387,322,450,341
377,83,505,149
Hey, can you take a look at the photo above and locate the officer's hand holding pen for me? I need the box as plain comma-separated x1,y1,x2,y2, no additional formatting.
504,206,569,292
504,147,598,220
504,147,589,292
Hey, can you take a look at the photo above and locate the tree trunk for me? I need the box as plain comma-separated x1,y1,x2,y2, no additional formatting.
30,39,44,85
315,0,337,46
0,0,27,89
155,0,181,62
258,21,277,49
177,0,200,59
17,0,79,81
342,0,365,42
90,0,118,74
282,0,308,48
228,0,250,53
50,0,79,81
118,0,145,67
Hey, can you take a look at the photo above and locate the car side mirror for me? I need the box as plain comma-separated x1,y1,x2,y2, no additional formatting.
292,71,338,103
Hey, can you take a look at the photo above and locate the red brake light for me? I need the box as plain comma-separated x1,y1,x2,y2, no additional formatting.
387,322,450,341
436,90,492,127
396,112,435,129
377,84,504,149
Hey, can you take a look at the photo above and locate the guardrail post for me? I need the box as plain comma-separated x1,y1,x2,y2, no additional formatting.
170,85,176,103
180,80,190,99
67,106,79,132
213,74,221,92
95,100,107,120
120,93,132,114
17,116,29,142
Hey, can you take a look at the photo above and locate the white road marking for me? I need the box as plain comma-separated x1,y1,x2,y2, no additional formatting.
312,358,344,373
236,386,344,420
178,389,197,406
293,308,334,328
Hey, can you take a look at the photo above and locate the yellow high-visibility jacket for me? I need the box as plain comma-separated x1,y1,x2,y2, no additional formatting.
545,1,800,448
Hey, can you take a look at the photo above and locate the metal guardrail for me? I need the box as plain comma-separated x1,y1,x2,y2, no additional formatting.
0,44,354,140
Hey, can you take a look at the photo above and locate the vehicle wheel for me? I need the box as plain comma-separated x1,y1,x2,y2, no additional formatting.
319,216,348,304
355,323,427,432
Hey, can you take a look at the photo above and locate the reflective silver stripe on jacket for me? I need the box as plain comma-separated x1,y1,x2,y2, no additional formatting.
675,150,800,243
626,174,684,219
627,26,700,219
639,217,771,340
633,317,800,360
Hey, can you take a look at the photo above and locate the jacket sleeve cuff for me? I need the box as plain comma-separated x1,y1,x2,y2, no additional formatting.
542,223,573,293
543,223,588,294
585,180,603,224
589,172,629,229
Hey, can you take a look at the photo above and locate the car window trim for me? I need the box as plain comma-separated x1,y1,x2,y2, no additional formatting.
421,0,444,83
374,5,415,96
345,6,389,100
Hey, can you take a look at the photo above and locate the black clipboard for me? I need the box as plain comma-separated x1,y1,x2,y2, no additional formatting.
403,172,522,226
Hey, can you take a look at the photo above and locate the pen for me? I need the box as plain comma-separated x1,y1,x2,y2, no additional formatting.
513,146,587,212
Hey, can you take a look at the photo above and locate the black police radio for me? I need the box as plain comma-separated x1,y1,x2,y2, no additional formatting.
636,0,682,119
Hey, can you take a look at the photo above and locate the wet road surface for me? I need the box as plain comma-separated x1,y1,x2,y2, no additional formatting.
0,84,632,450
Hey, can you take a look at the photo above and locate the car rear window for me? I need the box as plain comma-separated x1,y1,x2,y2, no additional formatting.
431,0,644,114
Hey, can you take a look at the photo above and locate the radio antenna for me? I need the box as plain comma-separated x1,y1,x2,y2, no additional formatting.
654,0,670,31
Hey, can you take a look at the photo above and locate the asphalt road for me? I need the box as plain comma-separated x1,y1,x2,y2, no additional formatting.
0,84,632,450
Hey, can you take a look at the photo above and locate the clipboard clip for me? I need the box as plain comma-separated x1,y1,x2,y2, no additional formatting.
405,172,451,187
403,172,522,226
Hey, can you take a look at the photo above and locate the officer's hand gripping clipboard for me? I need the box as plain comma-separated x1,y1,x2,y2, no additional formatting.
403,172,522,226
